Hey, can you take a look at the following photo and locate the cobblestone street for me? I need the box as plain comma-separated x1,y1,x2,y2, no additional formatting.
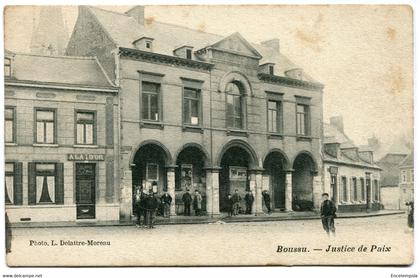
6,214,413,266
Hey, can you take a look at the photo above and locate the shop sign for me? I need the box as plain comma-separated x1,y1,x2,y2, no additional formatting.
68,154,105,161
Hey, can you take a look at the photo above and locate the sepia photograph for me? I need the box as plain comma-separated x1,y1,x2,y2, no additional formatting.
1,1,415,270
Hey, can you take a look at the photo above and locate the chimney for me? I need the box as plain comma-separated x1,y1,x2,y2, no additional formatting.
261,38,280,52
330,116,344,133
126,6,145,26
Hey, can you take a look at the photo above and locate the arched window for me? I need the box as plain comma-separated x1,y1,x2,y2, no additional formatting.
226,82,245,129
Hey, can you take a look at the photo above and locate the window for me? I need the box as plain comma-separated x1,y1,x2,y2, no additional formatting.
5,163,14,204
226,82,244,129
269,65,274,75
35,163,56,204
142,82,160,121
5,107,15,143
186,49,192,60
4,58,11,77
360,178,365,201
268,100,282,133
76,111,95,145
296,104,310,136
411,169,414,182
374,180,379,201
35,109,55,144
352,178,357,201
402,170,407,183
183,88,200,125
146,163,159,181
341,176,347,202
145,41,152,50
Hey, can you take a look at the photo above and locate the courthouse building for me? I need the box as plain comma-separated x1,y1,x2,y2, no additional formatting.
323,117,382,212
4,50,120,222
66,6,325,220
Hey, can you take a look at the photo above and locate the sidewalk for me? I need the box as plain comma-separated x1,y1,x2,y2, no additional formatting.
9,209,405,229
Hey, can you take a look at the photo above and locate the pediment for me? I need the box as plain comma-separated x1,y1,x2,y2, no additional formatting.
209,32,262,59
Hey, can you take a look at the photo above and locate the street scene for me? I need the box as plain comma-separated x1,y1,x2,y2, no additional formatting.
6,214,413,266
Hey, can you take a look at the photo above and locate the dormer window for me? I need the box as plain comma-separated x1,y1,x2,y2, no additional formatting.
132,36,154,51
173,45,194,60
4,57,11,77
258,63,275,75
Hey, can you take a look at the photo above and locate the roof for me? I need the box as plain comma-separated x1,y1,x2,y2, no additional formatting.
5,52,116,90
399,152,414,168
86,6,316,82
376,153,408,186
323,123,355,147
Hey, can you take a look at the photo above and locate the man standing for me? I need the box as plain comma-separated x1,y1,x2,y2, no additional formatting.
320,193,337,236
182,189,192,216
145,190,159,228
161,191,172,218
244,190,254,214
193,190,203,216
262,190,272,214
134,186,144,227
232,189,242,216
226,194,234,217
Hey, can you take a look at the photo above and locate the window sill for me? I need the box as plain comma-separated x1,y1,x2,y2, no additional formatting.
296,136,312,142
73,144,99,148
32,143,59,148
226,129,249,137
140,121,164,130
5,142,17,146
182,125,204,133
267,133,283,140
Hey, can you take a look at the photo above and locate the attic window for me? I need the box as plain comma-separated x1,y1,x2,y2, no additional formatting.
4,58,11,77
145,41,152,50
269,65,274,75
186,49,192,60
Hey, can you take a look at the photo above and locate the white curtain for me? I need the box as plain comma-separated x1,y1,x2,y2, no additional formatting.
36,176,55,203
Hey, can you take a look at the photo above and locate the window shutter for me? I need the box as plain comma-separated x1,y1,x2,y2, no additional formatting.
55,163,64,204
14,162,23,205
28,162,36,205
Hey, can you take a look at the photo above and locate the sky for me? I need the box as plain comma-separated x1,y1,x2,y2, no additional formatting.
4,5,413,152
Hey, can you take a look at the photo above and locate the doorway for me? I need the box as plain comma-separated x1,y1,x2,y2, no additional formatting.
76,163,96,219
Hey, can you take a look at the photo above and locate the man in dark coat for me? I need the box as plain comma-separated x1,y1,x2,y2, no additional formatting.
145,191,159,228
134,186,145,227
232,189,242,216
320,193,337,236
244,190,254,214
262,190,272,214
161,191,172,218
182,189,192,216
226,194,234,217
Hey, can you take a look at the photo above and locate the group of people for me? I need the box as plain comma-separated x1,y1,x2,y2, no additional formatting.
133,186,173,229
225,189,273,216
181,189,203,216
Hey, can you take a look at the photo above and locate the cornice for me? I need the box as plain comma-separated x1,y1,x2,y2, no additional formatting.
257,73,324,91
119,47,214,71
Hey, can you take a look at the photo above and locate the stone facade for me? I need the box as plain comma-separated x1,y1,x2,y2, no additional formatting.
4,52,120,223
65,6,325,220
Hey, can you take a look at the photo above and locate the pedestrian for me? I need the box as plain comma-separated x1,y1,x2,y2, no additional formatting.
406,201,414,229
226,194,234,217
161,191,172,218
145,190,159,228
244,190,254,214
133,186,144,227
193,190,203,216
320,193,337,236
232,189,242,215
182,189,192,216
262,190,272,214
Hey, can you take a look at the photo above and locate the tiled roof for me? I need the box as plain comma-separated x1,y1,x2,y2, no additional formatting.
86,6,315,82
5,52,116,89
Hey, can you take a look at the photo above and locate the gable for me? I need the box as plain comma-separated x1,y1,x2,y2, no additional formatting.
209,33,262,59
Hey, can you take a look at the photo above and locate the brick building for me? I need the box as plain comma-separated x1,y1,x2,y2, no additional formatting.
65,6,325,220
398,152,414,209
4,51,119,222
323,117,382,212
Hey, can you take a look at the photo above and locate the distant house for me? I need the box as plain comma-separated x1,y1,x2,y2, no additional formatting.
323,116,382,212
399,152,414,209
377,153,408,209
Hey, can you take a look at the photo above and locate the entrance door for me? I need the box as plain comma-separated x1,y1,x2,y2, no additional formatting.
273,169,285,209
76,163,96,219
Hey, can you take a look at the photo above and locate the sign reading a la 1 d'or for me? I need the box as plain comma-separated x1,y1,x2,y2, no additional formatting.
67,154,105,161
